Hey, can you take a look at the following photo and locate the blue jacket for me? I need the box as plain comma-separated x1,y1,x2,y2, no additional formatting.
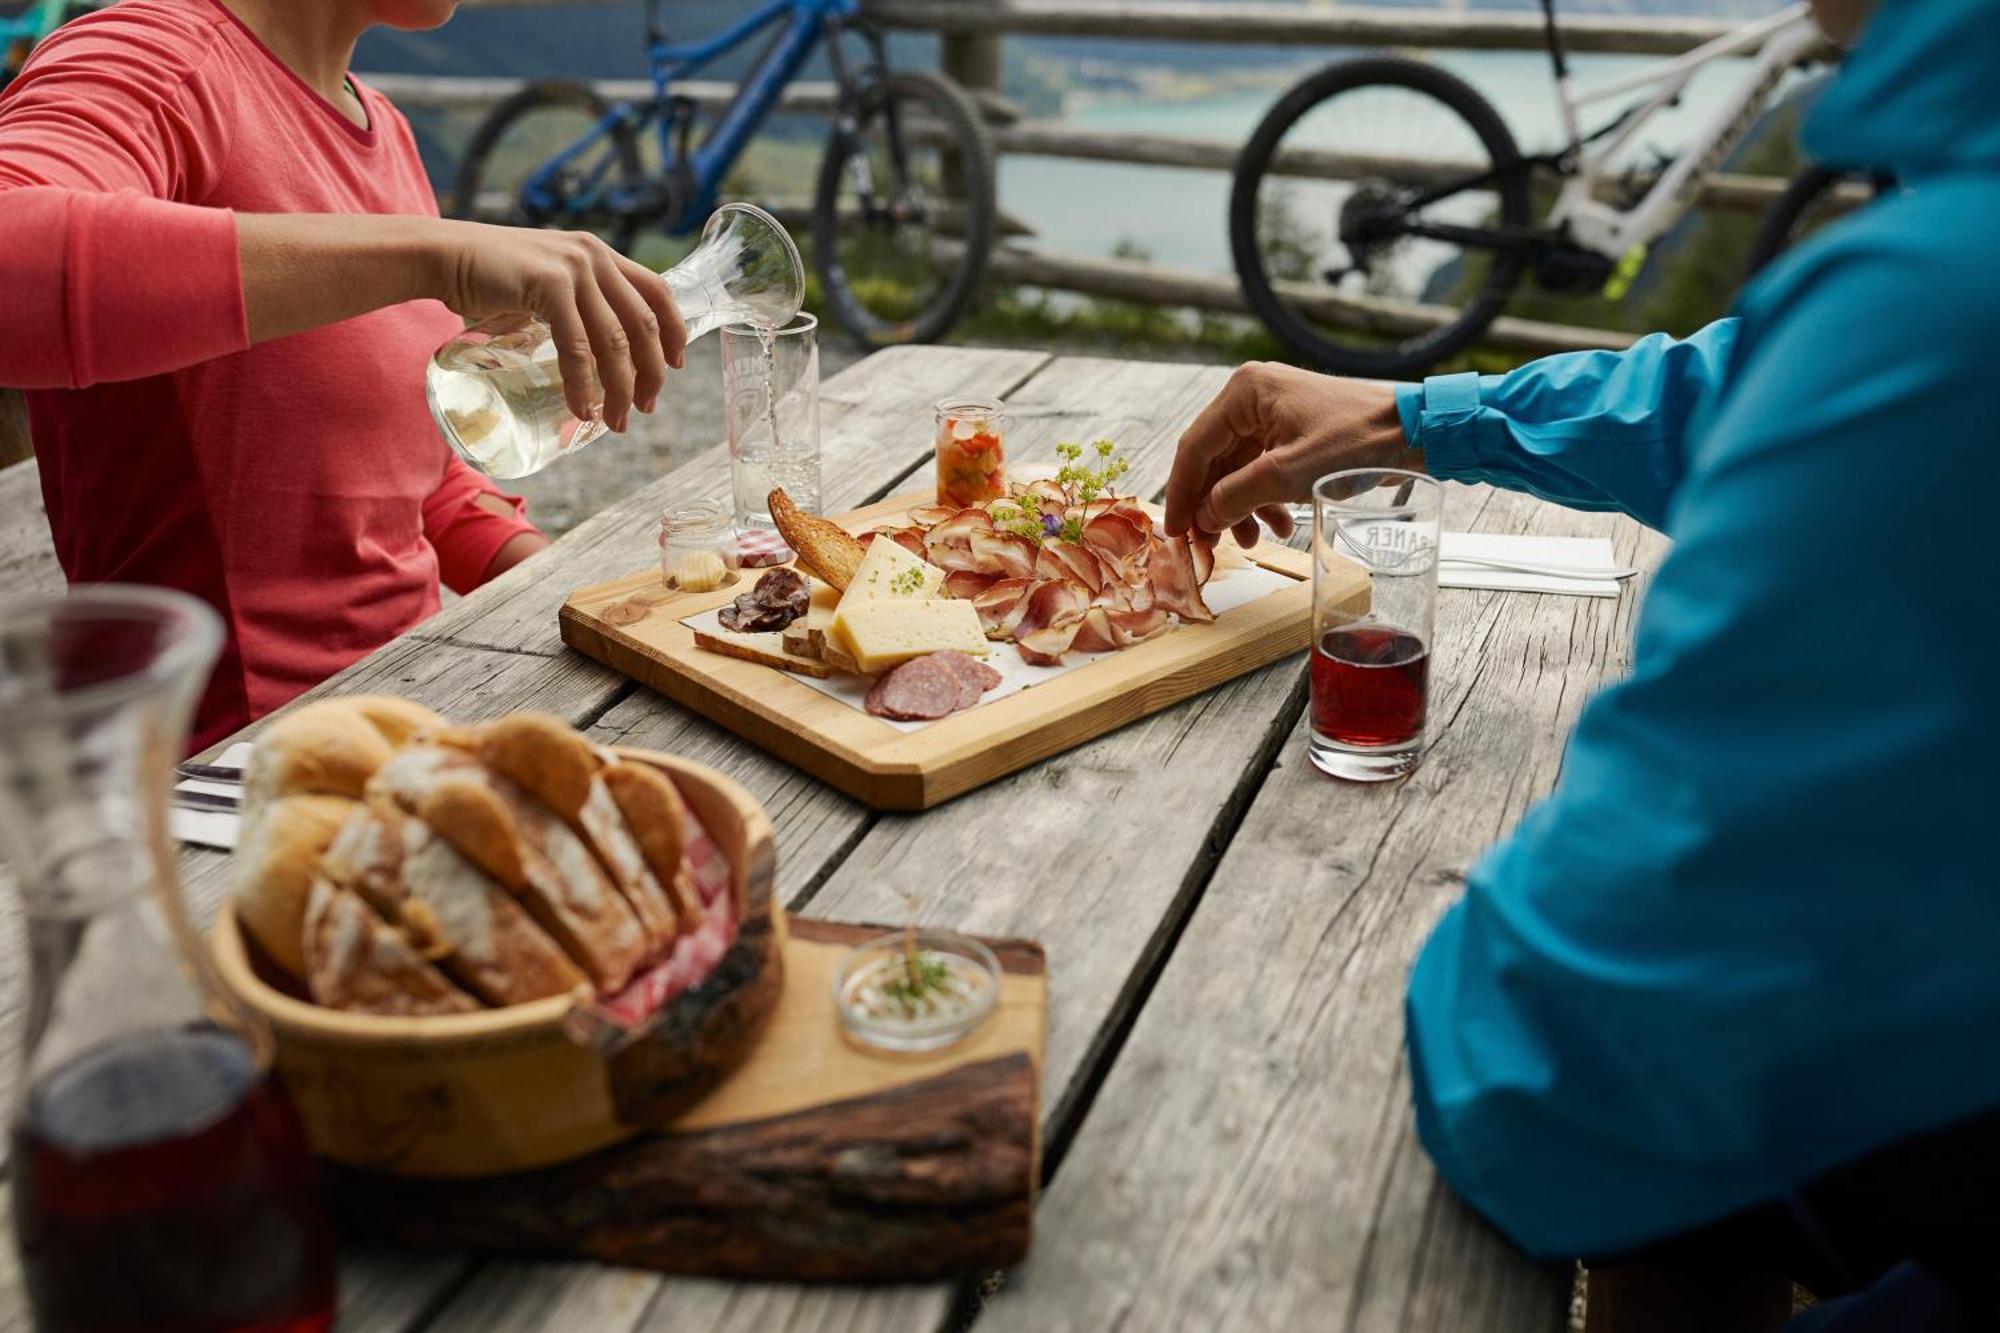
1398,0,2000,1260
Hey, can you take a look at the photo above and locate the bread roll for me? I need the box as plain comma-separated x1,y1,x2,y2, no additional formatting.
601,758,704,926
370,745,651,993
234,793,355,978
233,697,446,980
440,715,688,945
302,878,480,1016
322,806,586,1007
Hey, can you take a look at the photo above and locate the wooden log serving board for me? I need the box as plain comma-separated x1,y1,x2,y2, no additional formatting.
328,917,1047,1281
560,492,1369,809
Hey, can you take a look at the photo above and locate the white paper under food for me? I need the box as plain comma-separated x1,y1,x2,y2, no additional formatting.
683,562,1298,733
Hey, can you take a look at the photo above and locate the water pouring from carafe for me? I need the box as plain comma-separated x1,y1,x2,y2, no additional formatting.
426,203,804,481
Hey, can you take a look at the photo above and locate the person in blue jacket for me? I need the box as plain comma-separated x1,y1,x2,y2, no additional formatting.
1167,0,1999,1324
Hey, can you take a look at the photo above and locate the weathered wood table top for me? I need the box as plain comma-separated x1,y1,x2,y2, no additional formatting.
0,345,1669,1332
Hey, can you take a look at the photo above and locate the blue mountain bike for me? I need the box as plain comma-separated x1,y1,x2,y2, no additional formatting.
451,0,996,349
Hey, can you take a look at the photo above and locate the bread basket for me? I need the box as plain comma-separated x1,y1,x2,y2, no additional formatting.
210,749,784,1178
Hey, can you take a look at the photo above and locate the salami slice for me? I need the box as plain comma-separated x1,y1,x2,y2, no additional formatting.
864,656,964,721
929,650,1001,709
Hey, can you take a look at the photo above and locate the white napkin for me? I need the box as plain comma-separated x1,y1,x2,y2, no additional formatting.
169,741,254,852
1438,533,1623,598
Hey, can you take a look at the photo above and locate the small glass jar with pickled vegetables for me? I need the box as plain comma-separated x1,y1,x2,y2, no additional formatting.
659,499,739,592
934,397,1008,509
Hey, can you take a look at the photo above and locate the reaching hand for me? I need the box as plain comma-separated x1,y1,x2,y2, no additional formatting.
427,220,688,434
1164,362,1422,547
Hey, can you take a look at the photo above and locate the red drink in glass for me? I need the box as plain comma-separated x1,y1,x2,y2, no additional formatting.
11,1024,336,1333
1311,624,1430,749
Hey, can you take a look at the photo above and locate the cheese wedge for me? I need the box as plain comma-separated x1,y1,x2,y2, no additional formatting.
840,538,944,608
782,583,843,660
828,598,989,675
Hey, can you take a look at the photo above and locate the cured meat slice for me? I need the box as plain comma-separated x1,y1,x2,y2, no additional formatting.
865,655,965,721
751,567,809,613
1189,537,1215,586
1081,510,1149,566
929,649,1002,709
1018,578,1090,636
969,528,1040,579
1037,540,1106,593
943,570,999,601
1016,619,1085,667
923,508,995,573
907,504,960,529
1021,478,1068,506
1145,534,1215,624
864,525,929,558
970,577,1035,637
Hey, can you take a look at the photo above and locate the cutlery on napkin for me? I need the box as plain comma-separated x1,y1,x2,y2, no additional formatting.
169,741,253,851
1438,533,1628,597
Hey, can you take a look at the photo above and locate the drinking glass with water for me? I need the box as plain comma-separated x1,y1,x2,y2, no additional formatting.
427,203,804,480
724,314,822,532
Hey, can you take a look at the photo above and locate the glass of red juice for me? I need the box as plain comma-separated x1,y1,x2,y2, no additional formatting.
1310,469,1441,781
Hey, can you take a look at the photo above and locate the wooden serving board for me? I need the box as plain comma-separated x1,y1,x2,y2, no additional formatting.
560,493,1368,809
328,917,1047,1281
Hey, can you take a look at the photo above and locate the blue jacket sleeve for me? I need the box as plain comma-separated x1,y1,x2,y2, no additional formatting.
1403,186,2000,1261
1395,321,1739,531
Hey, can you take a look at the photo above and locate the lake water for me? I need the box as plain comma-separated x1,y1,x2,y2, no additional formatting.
1004,48,1802,275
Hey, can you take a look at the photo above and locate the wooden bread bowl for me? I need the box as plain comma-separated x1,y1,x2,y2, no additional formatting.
211,749,784,1179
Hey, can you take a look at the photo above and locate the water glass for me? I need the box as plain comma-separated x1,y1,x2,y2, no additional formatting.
724,313,822,532
1310,470,1442,782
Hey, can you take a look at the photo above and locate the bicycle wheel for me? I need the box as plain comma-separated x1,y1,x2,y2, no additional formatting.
813,69,995,348
453,80,645,255
1230,57,1531,378
1743,166,1893,281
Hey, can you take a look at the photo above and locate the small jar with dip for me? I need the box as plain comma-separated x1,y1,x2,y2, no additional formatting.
835,928,1000,1054
659,499,739,593
934,397,1009,510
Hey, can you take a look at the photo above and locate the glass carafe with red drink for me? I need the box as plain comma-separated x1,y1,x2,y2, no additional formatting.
0,587,336,1333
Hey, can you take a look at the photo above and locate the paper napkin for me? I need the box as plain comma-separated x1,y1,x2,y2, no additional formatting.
169,741,254,852
1438,533,1623,598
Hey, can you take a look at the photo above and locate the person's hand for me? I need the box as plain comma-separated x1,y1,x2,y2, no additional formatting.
425,219,688,434
1164,362,1423,547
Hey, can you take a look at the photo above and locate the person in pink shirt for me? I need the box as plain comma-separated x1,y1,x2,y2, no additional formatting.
0,0,685,750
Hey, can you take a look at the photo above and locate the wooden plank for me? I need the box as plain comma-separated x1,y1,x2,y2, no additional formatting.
411,345,1053,659
987,123,1807,217
859,0,1770,58
364,74,841,115
0,459,62,602
964,242,1638,358
976,483,1670,1333
327,922,1046,1281
560,492,1351,809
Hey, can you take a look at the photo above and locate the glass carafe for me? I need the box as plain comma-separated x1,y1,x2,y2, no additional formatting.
427,202,806,481
0,587,336,1333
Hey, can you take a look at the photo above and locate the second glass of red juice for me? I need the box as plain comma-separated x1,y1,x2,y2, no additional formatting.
1310,469,1441,781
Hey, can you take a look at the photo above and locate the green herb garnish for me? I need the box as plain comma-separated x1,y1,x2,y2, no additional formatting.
890,566,925,596
990,440,1133,548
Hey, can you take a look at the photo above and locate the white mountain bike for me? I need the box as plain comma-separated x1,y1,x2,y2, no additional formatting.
1230,1,1883,377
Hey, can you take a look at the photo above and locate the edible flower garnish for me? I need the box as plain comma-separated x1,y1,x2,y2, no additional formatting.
988,439,1132,548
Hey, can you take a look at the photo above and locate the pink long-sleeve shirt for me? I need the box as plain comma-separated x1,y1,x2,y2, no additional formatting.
0,0,542,750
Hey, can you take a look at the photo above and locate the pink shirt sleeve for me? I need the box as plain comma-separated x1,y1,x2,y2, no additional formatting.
0,13,247,389
421,456,546,594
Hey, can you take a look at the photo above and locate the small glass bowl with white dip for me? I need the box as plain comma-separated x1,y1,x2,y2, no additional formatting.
834,929,1001,1054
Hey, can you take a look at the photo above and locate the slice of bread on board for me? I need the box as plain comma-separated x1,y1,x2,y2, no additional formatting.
769,488,864,591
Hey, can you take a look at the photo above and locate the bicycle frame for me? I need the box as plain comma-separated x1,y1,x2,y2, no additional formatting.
1545,1,1823,258
522,0,863,232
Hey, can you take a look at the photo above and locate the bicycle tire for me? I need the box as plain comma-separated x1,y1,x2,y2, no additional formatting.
1230,56,1531,378
452,80,645,256
1743,165,1891,282
813,68,996,348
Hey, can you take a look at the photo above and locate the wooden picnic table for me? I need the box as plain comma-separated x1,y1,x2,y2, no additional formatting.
0,344,1669,1332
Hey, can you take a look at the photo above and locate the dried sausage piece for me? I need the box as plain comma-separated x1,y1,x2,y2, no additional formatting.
865,657,963,721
